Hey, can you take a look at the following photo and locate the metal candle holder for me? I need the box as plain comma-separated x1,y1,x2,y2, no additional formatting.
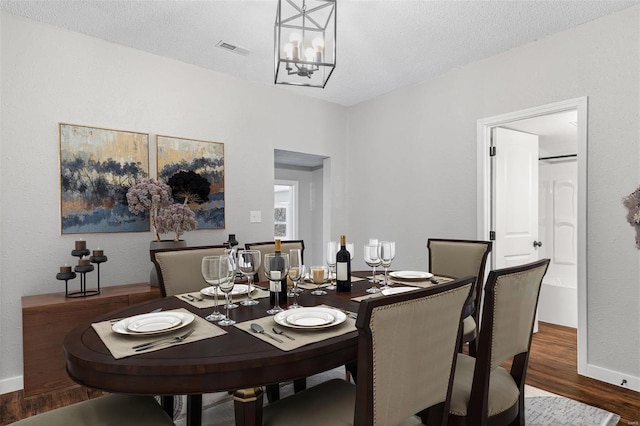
56,241,107,298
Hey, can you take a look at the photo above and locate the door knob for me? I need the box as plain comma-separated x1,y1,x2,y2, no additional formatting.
533,241,542,248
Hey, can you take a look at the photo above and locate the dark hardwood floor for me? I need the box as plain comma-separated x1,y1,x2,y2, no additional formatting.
1,322,638,425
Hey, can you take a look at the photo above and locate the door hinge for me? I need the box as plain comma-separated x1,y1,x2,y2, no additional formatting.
489,146,496,157
489,231,496,240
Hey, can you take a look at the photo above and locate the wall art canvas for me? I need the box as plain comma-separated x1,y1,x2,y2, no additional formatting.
59,123,150,234
157,135,225,229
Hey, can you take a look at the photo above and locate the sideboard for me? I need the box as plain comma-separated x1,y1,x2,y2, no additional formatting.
21,283,161,397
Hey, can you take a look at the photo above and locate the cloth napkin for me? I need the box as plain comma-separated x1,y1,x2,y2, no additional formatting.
234,305,357,351
176,287,270,309
92,308,226,359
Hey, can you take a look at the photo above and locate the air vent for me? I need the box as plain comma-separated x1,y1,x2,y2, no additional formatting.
215,40,250,56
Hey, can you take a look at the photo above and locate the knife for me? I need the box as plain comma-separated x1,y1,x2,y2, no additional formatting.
132,329,195,351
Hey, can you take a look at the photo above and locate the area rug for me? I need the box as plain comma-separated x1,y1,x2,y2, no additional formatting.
172,367,620,426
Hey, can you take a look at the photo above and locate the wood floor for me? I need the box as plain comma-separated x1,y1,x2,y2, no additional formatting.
1,322,638,425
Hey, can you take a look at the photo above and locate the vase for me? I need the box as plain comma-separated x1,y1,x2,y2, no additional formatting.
149,239,187,287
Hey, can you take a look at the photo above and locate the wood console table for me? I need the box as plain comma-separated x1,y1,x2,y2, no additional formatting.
21,283,160,397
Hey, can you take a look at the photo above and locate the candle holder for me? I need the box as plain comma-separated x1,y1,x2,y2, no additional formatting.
70,264,99,298
56,241,107,298
90,254,108,295
55,270,77,297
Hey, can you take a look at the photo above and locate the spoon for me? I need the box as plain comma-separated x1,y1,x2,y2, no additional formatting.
251,323,283,343
272,326,295,340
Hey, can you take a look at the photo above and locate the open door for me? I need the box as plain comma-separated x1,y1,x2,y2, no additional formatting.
492,127,541,269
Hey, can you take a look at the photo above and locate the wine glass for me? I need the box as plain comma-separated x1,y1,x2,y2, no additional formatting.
363,243,382,294
325,241,337,290
288,249,304,309
217,254,237,326
264,252,289,315
224,248,239,310
310,265,328,296
378,241,396,291
201,255,225,321
238,250,261,306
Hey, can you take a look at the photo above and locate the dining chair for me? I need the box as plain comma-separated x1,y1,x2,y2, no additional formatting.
9,394,174,425
427,238,492,356
150,244,229,297
262,276,475,426
244,240,305,282
446,258,550,426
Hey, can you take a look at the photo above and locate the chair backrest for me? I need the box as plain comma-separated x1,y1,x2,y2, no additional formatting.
150,245,229,297
427,238,492,317
244,240,305,282
354,276,475,426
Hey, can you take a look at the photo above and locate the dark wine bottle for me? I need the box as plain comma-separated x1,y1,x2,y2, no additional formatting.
269,239,289,307
336,235,351,292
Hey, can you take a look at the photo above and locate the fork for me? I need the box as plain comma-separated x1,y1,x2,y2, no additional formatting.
133,329,195,351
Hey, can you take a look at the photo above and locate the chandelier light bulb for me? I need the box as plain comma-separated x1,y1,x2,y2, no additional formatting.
312,37,324,50
283,43,293,60
289,32,301,45
304,47,315,63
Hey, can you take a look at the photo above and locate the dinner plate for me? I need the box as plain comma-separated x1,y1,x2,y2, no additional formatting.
274,307,347,330
112,312,195,336
200,284,252,297
381,286,419,296
389,271,433,281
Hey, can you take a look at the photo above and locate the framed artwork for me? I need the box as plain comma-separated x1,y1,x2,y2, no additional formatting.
274,204,289,239
59,123,150,234
156,135,225,229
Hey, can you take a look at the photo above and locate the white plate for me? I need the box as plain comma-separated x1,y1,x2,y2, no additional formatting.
200,284,251,297
286,311,335,327
274,307,347,330
381,287,419,296
127,314,182,333
112,312,195,336
389,271,433,281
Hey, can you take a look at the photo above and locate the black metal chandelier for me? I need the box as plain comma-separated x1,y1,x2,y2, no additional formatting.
274,0,336,88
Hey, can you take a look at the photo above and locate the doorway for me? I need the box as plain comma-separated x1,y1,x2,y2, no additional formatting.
477,97,588,375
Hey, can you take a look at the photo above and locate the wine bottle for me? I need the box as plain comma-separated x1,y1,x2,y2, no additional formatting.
336,235,351,292
269,239,288,306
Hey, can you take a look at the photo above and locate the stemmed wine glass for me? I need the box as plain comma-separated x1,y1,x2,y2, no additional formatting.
378,241,396,291
288,249,304,309
364,243,382,294
223,249,239,310
238,250,261,306
264,252,289,315
217,254,237,326
325,241,337,290
201,255,225,321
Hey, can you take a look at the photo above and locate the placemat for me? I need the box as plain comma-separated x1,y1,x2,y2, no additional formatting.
92,308,226,359
234,305,357,351
351,276,454,302
298,275,364,290
176,288,270,309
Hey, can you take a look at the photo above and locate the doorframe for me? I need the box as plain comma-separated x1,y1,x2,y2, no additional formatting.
274,179,299,240
476,96,588,375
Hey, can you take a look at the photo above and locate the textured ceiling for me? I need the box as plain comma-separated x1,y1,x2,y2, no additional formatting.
1,0,638,106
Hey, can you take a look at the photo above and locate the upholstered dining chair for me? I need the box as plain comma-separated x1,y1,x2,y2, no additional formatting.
446,258,550,426
244,240,305,282
150,244,229,297
427,238,492,356
9,394,174,426
262,276,475,426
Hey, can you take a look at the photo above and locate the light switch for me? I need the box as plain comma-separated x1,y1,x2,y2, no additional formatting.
250,211,262,223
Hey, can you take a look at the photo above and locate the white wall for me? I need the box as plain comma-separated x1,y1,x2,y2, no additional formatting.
0,12,347,392
347,6,640,388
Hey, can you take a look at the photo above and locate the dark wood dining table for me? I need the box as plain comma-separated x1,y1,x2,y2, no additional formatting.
63,272,378,426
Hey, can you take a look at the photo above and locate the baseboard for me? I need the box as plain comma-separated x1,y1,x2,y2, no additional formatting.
583,363,640,392
0,375,23,395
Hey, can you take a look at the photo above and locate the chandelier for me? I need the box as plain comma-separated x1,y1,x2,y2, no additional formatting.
274,0,336,88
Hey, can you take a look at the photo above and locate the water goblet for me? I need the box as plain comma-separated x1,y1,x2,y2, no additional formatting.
325,241,337,290
378,241,396,291
201,255,225,321
264,252,289,315
310,265,328,296
217,254,237,326
222,249,239,309
238,250,261,306
364,243,382,294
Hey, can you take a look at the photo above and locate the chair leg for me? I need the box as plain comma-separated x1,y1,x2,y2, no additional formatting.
293,378,307,393
266,384,280,402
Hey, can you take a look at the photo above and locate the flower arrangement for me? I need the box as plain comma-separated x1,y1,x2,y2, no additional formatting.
126,178,197,241
622,186,640,249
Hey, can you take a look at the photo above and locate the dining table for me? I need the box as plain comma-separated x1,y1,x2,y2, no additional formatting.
63,271,450,426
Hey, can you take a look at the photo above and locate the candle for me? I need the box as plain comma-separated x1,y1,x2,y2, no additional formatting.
75,239,86,250
60,264,71,273
93,248,104,257
79,256,90,266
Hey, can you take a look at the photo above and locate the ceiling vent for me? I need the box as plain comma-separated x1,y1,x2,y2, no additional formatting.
215,41,250,56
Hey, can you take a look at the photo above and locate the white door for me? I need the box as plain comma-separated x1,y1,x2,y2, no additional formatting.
492,127,540,269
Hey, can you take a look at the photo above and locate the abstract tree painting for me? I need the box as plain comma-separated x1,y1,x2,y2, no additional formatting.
157,135,225,229
59,123,150,234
